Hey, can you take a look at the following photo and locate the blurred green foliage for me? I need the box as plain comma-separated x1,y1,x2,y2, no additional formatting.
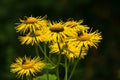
0,0,120,80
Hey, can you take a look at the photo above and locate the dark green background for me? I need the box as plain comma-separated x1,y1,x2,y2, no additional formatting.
0,0,120,80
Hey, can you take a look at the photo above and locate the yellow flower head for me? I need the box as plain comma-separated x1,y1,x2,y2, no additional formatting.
43,21,77,42
66,47,88,60
65,20,89,32
49,42,88,60
69,30,102,49
18,30,45,45
16,15,47,34
10,56,45,78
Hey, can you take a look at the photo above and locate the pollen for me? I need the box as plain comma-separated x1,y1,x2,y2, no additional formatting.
50,24,64,32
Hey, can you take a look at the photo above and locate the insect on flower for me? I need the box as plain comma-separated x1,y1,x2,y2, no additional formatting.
22,59,26,64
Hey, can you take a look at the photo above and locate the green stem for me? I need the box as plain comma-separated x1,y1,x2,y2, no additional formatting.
68,59,79,80
46,70,49,80
43,43,47,60
38,44,55,65
43,43,49,80
35,45,39,56
64,57,68,80
55,53,61,80
56,67,60,80
55,35,62,80
56,35,61,65
26,76,31,80
55,52,61,80
68,46,83,80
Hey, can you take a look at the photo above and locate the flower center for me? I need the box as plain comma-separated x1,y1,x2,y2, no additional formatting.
50,24,64,32
65,21,77,27
78,33,91,41
22,61,34,69
25,17,37,23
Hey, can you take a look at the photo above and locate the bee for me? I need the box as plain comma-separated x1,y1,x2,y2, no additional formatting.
22,59,26,64
77,31,83,36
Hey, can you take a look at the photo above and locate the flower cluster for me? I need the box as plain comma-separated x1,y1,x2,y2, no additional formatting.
16,16,102,59
10,15,102,79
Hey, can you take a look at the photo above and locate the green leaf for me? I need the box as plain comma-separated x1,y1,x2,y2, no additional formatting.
44,63,56,69
33,74,57,80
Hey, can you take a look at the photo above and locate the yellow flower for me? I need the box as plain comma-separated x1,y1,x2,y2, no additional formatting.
10,56,45,78
18,30,45,45
66,47,88,60
16,15,47,34
43,21,77,42
65,20,89,32
49,42,65,54
68,30,102,49
49,42,88,60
